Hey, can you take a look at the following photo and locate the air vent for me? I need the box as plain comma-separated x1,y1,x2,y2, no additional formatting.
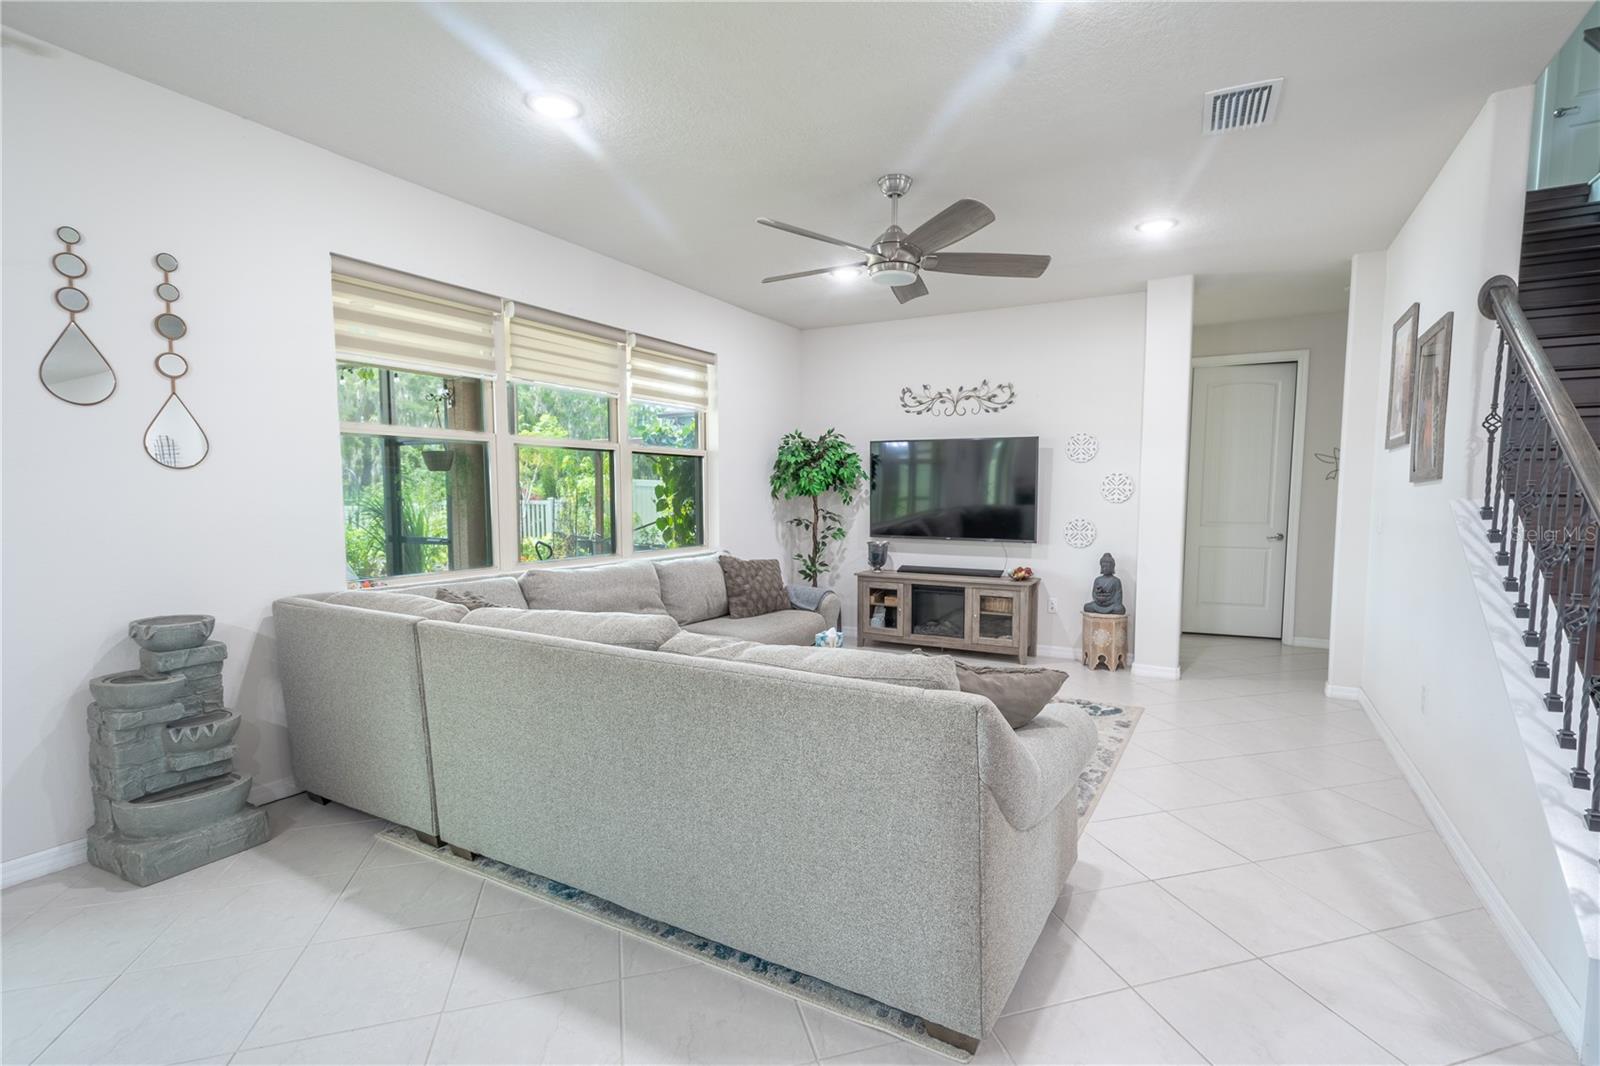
1204,78,1282,134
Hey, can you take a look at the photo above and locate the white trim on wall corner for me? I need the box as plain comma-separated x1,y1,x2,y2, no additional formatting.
1350,685,1589,1060
2,838,87,889
1132,663,1181,681
1323,682,1363,701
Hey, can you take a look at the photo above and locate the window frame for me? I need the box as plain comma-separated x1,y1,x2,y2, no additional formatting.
335,271,717,586
337,363,499,582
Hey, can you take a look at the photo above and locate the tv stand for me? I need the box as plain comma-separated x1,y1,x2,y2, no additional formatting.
896,564,1004,579
856,569,1039,664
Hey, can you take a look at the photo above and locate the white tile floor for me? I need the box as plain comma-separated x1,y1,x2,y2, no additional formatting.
0,635,1579,1065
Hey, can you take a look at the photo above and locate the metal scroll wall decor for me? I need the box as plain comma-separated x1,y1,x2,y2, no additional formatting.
144,252,210,469
40,226,117,405
899,380,1015,416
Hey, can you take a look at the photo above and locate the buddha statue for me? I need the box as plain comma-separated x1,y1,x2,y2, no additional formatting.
1083,553,1125,615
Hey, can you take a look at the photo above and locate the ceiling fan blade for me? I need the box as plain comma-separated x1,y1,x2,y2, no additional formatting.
762,262,866,284
893,275,929,304
905,199,995,254
757,218,874,256
922,252,1051,278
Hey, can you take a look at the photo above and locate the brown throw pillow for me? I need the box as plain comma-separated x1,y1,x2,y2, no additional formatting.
950,659,1069,729
718,556,789,618
435,587,496,610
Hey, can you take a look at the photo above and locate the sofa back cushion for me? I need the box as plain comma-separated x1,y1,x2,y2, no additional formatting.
424,576,527,609
519,560,669,615
463,607,680,650
653,554,729,624
323,590,469,622
659,632,958,691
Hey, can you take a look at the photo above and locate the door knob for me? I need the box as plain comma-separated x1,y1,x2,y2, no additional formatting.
1267,533,1285,541
1553,105,1580,118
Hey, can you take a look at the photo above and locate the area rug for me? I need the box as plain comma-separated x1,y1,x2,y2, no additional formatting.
378,698,1141,1062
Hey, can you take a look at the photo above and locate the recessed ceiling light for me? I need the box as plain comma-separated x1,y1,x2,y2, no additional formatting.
1135,217,1179,236
526,93,582,120
830,266,864,282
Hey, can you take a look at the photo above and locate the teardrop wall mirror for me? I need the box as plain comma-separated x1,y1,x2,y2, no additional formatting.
144,252,209,469
40,226,117,405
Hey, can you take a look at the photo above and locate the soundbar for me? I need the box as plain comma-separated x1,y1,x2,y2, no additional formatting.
895,565,1004,578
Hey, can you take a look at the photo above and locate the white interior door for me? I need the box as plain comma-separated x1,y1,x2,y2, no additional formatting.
1182,361,1297,638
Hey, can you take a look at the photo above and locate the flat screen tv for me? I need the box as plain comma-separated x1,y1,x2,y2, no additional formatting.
870,436,1039,542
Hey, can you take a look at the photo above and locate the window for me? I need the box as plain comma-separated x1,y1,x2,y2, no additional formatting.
330,258,715,582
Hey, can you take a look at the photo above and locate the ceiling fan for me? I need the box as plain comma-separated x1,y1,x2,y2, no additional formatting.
757,174,1051,304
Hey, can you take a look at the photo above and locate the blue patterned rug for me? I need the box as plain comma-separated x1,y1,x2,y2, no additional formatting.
379,698,1140,1062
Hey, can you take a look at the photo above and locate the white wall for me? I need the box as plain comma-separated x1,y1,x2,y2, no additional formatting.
1,43,802,864
1193,309,1349,644
1327,252,1387,688
795,294,1147,656
1351,87,1591,1008
1132,276,1196,677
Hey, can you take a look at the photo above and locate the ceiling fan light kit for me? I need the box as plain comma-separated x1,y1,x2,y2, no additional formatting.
757,173,1051,303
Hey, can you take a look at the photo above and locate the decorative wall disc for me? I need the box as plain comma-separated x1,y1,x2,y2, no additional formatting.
1064,518,1097,548
1100,472,1135,504
1065,432,1098,463
899,380,1015,417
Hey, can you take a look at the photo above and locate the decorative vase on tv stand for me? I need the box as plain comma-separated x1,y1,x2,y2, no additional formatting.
867,540,890,571
85,614,268,886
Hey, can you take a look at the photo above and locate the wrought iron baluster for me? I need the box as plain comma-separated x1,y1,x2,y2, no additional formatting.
1503,398,1531,589
1494,354,1524,548
1482,332,1506,522
1572,566,1598,782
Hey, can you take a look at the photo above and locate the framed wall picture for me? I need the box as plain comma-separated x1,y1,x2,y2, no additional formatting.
1409,311,1454,483
1385,303,1420,448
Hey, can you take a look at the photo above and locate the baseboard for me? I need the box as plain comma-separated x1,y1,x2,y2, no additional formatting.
1352,686,1588,1061
1034,643,1081,661
1324,682,1363,701
248,775,299,806
1131,663,1181,681
2,838,87,889
1287,636,1330,649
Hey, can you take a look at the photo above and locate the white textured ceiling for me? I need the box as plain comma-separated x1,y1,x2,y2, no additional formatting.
2,1,1585,329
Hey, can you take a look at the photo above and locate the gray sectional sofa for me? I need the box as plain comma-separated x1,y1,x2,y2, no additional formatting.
272,552,1096,1047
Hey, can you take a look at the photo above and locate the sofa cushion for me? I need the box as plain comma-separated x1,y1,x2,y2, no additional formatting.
923,656,1069,729
323,590,468,622
519,560,669,615
718,556,788,618
434,587,497,610
423,576,527,609
661,635,958,691
684,610,826,646
654,554,729,625
658,631,750,657
462,608,680,651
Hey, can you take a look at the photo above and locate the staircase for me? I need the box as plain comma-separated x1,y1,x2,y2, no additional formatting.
1477,181,1600,834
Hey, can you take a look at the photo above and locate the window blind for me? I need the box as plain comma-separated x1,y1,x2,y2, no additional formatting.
331,273,497,377
629,336,714,409
508,307,625,394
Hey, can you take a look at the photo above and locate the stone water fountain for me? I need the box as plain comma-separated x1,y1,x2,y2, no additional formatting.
85,614,268,885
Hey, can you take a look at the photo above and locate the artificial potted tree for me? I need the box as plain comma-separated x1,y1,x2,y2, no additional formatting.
770,429,866,587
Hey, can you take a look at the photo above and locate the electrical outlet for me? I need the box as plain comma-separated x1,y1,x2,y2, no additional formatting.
1047,597,1058,614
